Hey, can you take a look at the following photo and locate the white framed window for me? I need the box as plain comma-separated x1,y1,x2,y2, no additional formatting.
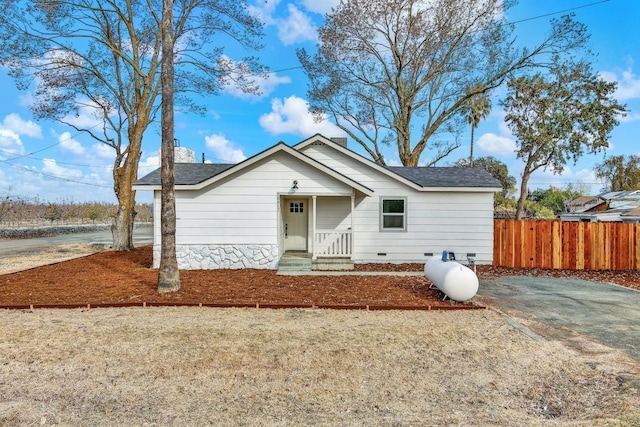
380,197,407,231
289,202,304,213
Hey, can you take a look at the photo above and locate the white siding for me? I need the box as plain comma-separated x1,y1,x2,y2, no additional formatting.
316,196,351,229
301,143,495,264
166,152,354,246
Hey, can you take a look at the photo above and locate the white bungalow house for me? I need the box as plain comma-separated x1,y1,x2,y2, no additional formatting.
133,134,501,270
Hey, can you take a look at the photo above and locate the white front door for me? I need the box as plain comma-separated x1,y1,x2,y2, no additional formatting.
284,199,308,251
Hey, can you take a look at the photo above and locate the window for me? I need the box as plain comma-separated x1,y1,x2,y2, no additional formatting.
289,202,304,213
380,198,406,231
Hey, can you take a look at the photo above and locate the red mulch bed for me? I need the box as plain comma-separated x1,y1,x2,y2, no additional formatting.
0,246,473,309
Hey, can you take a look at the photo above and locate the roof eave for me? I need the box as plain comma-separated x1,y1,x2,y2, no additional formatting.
132,184,161,191
418,186,503,192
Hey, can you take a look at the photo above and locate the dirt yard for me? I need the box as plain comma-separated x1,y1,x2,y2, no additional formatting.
1,307,639,425
0,245,639,425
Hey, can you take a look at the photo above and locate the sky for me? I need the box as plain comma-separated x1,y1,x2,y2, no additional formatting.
0,0,638,205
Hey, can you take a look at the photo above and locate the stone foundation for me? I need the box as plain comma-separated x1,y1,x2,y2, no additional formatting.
153,244,279,270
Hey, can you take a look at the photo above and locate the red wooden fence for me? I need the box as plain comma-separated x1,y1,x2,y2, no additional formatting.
493,219,640,270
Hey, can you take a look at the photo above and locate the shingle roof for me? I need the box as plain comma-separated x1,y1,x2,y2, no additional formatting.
387,166,502,188
135,162,501,189
134,163,234,186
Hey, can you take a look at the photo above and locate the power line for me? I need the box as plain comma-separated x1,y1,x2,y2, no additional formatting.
0,147,113,169
509,0,610,26
0,162,112,188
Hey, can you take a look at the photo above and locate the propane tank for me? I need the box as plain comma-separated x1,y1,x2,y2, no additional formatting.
424,251,479,301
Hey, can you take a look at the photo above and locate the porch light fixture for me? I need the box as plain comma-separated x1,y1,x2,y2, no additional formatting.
291,180,298,190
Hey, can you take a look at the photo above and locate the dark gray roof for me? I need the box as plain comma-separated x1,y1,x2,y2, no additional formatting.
135,160,501,190
135,163,234,186
387,166,502,188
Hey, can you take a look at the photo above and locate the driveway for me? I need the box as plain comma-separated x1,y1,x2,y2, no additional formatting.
0,226,153,257
477,275,640,361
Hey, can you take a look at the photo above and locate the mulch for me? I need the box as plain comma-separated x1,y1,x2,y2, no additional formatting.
0,246,477,309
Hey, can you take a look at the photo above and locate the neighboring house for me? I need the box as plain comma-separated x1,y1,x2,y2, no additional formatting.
133,134,501,270
560,190,640,222
565,195,607,213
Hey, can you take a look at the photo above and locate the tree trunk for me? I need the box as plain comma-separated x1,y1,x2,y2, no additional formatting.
111,197,135,250
157,0,180,293
515,171,530,220
111,143,142,251
469,125,475,167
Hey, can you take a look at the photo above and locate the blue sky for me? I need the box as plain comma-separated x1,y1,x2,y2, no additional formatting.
0,0,638,204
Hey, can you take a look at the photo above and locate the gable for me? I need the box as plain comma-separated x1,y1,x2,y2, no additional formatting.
296,134,502,192
133,142,374,196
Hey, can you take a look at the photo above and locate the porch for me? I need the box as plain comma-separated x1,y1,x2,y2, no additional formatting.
281,194,357,268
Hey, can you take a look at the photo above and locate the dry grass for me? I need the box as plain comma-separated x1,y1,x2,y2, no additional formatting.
0,307,638,426
0,244,101,275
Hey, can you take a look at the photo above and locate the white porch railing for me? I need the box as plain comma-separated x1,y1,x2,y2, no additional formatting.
314,229,352,257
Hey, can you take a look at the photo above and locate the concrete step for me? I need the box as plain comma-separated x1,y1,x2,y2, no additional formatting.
277,256,312,272
313,257,354,271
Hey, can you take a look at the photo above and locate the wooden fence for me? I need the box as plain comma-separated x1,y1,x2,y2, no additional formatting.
493,219,640,270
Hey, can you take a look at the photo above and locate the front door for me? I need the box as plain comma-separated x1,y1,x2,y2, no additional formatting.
284,199,308,251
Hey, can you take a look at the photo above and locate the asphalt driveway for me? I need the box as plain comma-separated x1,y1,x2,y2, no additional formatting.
0,226,153,257
477,275,640,361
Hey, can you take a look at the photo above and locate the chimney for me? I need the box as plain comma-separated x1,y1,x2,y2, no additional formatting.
174,147,195,163
160,146,196,163
330,137,347,147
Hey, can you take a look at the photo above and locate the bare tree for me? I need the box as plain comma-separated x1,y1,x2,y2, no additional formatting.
298,0,591,166
0,0,264,250
502,64,626,219
158,0,180,292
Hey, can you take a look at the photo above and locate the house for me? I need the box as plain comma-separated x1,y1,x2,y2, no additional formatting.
133,134,501,270
560,190,640,222
565,195,607,213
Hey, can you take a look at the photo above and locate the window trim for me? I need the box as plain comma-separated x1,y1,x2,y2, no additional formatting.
289,201,304,213
379,197,407,232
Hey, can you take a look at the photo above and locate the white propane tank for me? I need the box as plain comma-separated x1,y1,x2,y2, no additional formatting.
424,251,479,301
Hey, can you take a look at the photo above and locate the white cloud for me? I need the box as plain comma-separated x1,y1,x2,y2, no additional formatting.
573,168,597,185
41,158,83,178
278,4,317,46
218,55,291,101
58,131,85,155
600,68,640,101
91,143,115,160
0,129,25,155
300,0,340,14
0,113,40,156
60,96,111,129
619,111,640,123
249,0,317,45
477,132,517,157
2,113,42,139
259,95,346,137
138,154,160,177
204,134,247,163
248,0,280,25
